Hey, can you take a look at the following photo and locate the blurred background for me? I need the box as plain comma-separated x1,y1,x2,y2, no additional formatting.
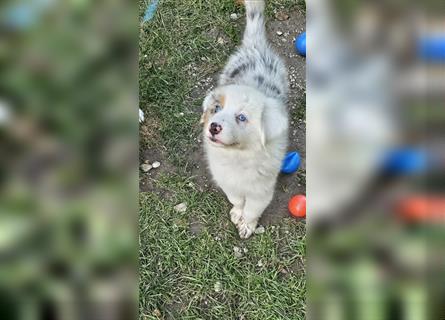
3,0,445,318
307,0,445,319
0,0,138,319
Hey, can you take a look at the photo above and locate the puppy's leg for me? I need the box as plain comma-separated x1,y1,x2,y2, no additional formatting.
225,192,245,225
238,192,273,239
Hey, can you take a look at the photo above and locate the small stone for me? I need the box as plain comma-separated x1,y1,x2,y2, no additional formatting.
217,37,226,45
276,31,283,36
230,13,238,20
141,163,152,172
255,226,265,234
275,11,290,21
139,108,145,123
233,246,243,258
152,161,161,168
280,268,288,274
174,202,187,213
214,281,222,292
257,260,264,267
243,248,248,253
153,309,162,317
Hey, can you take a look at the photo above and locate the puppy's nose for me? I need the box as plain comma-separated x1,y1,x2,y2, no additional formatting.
209,122,222,135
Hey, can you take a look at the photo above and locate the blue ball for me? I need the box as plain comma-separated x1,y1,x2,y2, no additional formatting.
382,148,427,175
295,32,306,57
281,151,301,174
418,36,445,62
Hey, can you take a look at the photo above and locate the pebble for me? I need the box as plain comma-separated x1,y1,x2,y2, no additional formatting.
275,11,290,21
174,202,187,213
214,281,222,292
257,260,264,267
152,161,161,168
254,226,265,234
276,31,283,36
243,248,249,253
141,163,152,172
233,246,243,258
230,13,238,20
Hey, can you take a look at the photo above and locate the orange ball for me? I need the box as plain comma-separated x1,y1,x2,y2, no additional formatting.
288,195,306,218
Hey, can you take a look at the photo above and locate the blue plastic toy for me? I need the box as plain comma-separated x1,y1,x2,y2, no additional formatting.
295,32,306,57
143,0,159,22
281,151,301,174
382,148,427,175
418,36,445,62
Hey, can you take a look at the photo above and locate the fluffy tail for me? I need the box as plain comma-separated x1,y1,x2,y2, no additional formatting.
243,0,267,47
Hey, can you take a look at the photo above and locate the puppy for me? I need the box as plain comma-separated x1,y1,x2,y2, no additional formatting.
202,0,288,238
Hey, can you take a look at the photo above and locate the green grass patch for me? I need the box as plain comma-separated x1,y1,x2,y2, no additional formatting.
139,174,306,319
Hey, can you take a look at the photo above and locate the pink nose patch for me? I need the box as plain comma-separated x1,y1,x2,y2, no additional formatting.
209,122,222,135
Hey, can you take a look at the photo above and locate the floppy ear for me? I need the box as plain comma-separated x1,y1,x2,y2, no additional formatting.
260,98,288,149
201,91,215,125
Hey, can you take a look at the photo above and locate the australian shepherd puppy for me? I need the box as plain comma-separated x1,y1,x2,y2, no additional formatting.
202,0,289,238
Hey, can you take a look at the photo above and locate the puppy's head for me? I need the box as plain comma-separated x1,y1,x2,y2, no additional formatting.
201,85,287,150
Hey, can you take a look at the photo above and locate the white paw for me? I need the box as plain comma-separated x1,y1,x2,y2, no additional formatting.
230,207,243,225
237,219,257,239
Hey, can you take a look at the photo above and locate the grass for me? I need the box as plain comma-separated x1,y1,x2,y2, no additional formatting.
139,0,306,318
140,175,306,319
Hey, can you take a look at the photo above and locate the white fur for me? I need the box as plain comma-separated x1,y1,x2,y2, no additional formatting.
202,0,289,238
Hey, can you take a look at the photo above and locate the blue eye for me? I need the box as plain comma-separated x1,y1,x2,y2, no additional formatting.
214,105,222,113
237,114,247,122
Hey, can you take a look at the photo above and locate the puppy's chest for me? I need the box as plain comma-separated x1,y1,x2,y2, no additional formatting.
208,150,267,185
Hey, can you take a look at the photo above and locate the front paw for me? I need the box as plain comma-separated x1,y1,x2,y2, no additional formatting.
230,207,243,225
237,219,257,239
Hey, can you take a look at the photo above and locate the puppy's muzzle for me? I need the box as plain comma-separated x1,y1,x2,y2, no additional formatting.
209,122,222,136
